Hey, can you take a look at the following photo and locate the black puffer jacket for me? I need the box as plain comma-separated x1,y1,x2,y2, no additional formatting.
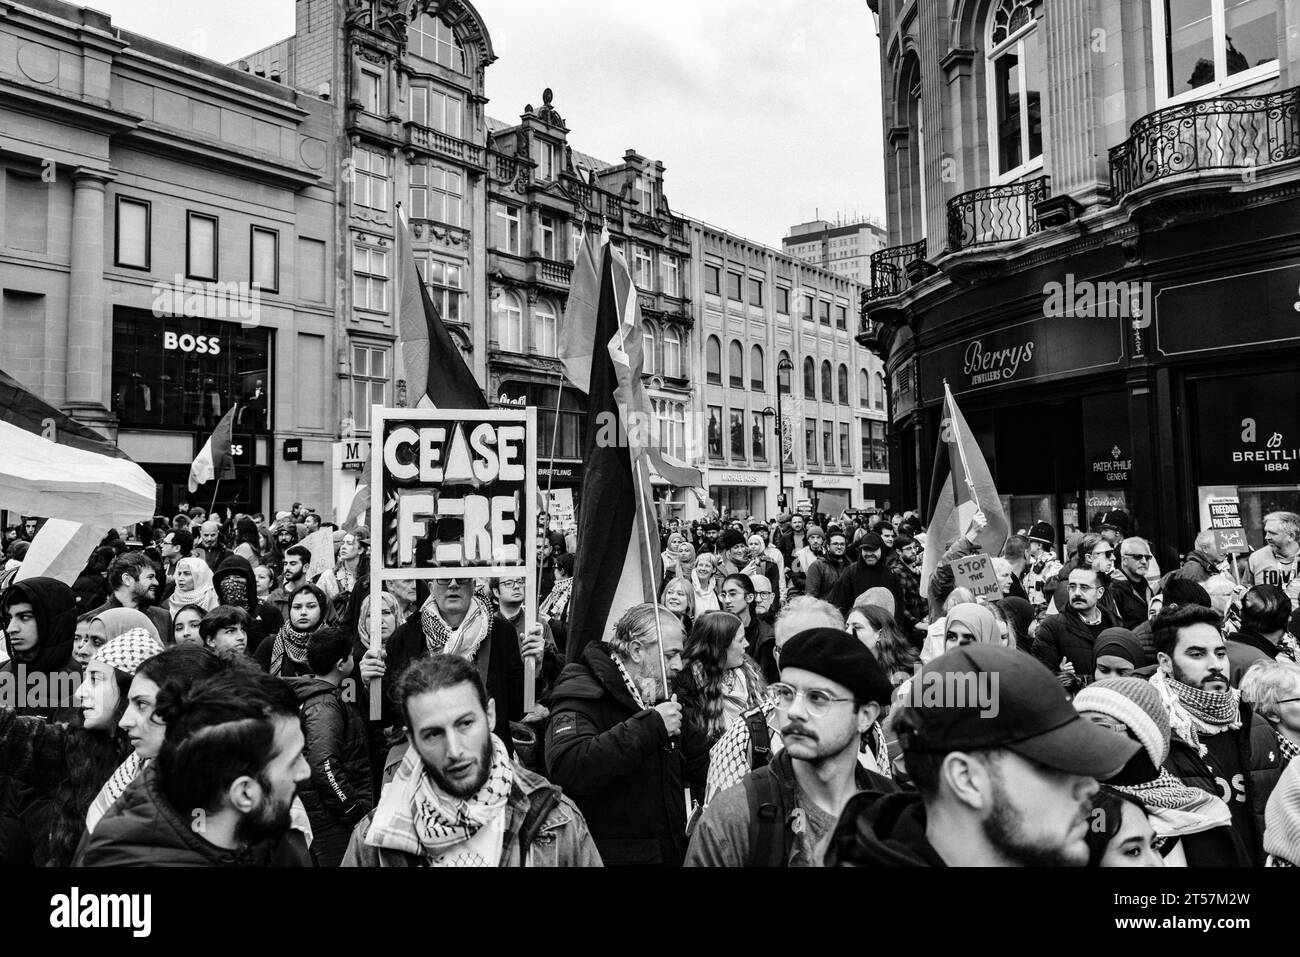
544,643,709,867
825,789,948,866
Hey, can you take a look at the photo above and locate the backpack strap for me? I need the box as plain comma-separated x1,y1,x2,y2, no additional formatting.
517,786,562,866
743,766,788,867
745,709,773,771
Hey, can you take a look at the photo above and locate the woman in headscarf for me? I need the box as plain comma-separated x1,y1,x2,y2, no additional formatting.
90,607,160,646
992,595,1036,655
941,602,1002,652
0,627,161,866
166,556,218,618
255,582,328,678
675,610,766,744
1093,626,1144,681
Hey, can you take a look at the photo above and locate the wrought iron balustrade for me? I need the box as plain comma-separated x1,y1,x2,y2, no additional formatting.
946,176,1049,252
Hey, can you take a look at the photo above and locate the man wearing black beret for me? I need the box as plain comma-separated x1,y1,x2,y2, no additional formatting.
685,627,897,866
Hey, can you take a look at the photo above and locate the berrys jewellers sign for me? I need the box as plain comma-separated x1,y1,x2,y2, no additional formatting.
919,314,1125,401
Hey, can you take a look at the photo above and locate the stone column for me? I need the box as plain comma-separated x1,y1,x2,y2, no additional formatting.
64,167,117,429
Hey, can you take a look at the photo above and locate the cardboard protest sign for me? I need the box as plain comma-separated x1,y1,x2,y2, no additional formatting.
368,407,537,718
545,488,576,533
951,552,1002,599
1208,495,1250,555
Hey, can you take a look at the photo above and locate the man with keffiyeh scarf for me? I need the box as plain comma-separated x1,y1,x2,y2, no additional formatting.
343,653,600,867
1151,603,1284,864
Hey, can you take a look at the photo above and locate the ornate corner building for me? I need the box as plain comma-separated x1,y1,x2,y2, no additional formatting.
863,0,1300,561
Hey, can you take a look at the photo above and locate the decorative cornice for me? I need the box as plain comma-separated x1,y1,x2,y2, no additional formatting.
939,47,976,73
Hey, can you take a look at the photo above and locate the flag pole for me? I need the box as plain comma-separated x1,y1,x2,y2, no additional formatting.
943,380,985,525
208,479,220,515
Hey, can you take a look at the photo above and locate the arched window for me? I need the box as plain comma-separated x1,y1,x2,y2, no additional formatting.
859,369,871,407
535,300,557,357
777,351,792,395
987,0,1043,180
706,336,722,385
876,371,887,410
729,340,744,388
750,345,764,391
803,356,816,398
837,364,849,405
820,360,833,402
663,327,681,378
642,320,656,375
409,14,466,73
496,291,522,353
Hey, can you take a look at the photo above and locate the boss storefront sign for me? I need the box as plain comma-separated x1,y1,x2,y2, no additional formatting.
112,307,271,433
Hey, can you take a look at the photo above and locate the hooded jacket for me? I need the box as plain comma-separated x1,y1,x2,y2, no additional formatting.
1,577,80,721
286,676,373,843
824,789,948,866
212,555,282,655
78,762,313,866
544,642,709,867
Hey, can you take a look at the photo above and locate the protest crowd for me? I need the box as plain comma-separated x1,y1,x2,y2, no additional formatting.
4,496,1300,869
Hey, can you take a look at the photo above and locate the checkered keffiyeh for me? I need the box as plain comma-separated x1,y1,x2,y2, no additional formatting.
1278,732,1299,767
366,733,513,866
93,629,164,676
1149,668,1240,755
87,753,142,834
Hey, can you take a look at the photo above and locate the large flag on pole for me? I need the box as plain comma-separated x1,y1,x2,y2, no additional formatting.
394,210,486,412
557,222,606,394
566,243,703,662
188,405,238,493
919,382,1010,599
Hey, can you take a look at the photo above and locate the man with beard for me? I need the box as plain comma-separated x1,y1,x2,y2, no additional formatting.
827,533,902,619
196,520,229,572
696,521,721,556
826,644,1139,866
81,668,314,865
686,628,897,866
1150,604,1283,863
544,603,709,866
1032,567,1119,686
89,552,170,645
343,654,601,866
806,530,849,601
266,544,311,623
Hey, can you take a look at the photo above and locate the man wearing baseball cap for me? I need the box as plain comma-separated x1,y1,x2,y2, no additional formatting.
685,628,897,866
826,644,1138,866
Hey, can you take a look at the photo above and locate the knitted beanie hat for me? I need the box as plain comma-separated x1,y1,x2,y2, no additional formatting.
1073,676,1171,767
1264,760,1300,867
93,628,164,677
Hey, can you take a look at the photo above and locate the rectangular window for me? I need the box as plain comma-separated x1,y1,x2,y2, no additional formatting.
492,203,521,254
408,164,428,219
353,244,389,311
409,86,428,126
705,264,721,296
360,68,383,115
819,300,832,326
823,420,835,465
536,309,557,358
748,277,764,307
186,212,218,281
803,292,815,321
115,197,150,270
538,141,556,181
351,343,389,429
662,256,680,297
839,422,851,467
663,333,681,378
635,245,653,289
752,411,767,461
835,304,847,330
416,256,465,323
634,174,653,214
776,286,790,315
874,374,885,410
420,165,462,227
726,271,743,302
729,409,745,460
862,420,888,471
250,227,279,292
428,90,463,138
805,417,818,465
541,216,557,260
353,147,389,211
642,329,655,374
708,406,724,459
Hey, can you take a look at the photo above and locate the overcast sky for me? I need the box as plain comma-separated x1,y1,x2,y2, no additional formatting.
89,0,886,247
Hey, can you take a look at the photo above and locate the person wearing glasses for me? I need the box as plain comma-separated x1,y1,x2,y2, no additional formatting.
1111,537,1157,629
1032,566,1120,689
1048,533,1122,622
685,627,896,867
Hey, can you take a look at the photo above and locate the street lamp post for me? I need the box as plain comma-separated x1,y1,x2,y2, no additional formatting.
776,356,794,510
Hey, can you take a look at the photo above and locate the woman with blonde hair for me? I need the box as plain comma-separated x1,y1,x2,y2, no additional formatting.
660,576,696,634
691,551,722,614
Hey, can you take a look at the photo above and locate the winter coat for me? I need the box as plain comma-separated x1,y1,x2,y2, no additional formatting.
1172,550,1219,585
886,553,928,631
1131,619,1158,666
79,762,314,866
805,555,848,601
828,561,903,618
381,612,524,755
1109,574,1153,630
1,576,80,721
544,642,709,867
824,789,948,866
1031,603,1119,675
340,760,603,867
1162,704,1284,865
1226,628,1278,687
70,570,109,613
287,676,373,865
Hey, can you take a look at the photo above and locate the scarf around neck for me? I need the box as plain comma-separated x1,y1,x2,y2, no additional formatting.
420,594,493,660
270,620,319,676
366,734,513,866
87,752,143,834
1118,768,1232,836
1150,668,1240,754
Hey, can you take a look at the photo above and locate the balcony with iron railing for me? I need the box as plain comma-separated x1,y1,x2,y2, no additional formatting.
946,176,1050,253
405,123,485,169
1109,86,1300,199
867,239,928,300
